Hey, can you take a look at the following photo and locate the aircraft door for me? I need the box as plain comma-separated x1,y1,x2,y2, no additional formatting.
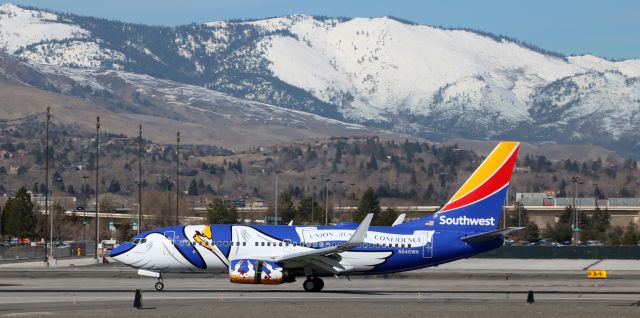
422,231,434,259
163,231,176,255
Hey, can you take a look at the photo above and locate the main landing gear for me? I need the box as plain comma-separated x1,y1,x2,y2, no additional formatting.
303,277,324,292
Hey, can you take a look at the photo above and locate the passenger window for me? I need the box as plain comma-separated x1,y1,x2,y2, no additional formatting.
408,244,412,248
279,242,283,247
223,241,228,247
401,244,405,248
261,242,265,247
243,242,247,246
255,242,259,246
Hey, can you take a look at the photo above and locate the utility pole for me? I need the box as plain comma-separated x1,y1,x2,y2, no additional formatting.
176,132,180,225
138,125,142,234
274,171,279,225
319,174,324,225
325,178,331,226
95,117,100,260
44,107,50,266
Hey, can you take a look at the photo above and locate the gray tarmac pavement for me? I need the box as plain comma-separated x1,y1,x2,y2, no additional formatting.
1,260,640,317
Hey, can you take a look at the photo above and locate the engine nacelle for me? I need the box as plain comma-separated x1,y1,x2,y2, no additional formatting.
229,259,295,284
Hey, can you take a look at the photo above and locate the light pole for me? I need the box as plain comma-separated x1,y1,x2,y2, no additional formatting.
325,178,331,226
350,183,355,221
319,174,324,224
95,116,100,260
310,176,316,224
176,132,180,225
82,175,88,242
44,107,50,265
138,125,142,234
593,183,599,208
336,180,344,221
165,175,172,226
274,170,281,225
571,176,583,245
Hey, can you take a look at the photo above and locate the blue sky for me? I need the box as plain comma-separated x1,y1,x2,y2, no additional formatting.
2,0,638,59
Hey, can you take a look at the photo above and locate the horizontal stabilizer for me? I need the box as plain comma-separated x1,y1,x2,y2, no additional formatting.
461,227,524,244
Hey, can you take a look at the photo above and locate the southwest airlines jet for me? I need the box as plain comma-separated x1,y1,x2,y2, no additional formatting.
111,141,521,292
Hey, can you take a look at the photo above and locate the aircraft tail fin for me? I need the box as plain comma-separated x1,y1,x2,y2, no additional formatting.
402,141,520,233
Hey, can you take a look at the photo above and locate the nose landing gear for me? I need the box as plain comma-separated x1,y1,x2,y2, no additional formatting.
303,277,324,292
154,275,164,291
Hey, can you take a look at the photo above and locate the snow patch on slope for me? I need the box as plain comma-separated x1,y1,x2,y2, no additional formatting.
19,41,126,68
0,3,89,53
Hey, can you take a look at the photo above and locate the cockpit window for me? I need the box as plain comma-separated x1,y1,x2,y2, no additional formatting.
130,238,146,245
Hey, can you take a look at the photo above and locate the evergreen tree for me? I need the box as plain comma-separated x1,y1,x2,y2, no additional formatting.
366,154,378,170
296,196,322,224
608,226,624,246
542,206,572,242
621,224,638,245
207,199,238,224
354,187,380,222
188,180,199,196
373,207,399,226
278,192,296,224
1,187,36,239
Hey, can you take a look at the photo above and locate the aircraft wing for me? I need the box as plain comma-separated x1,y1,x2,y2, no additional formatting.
238,214,374,274
461,227,525,244
274,213,374,263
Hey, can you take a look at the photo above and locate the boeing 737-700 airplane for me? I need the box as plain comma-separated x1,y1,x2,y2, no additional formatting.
111,141,521,292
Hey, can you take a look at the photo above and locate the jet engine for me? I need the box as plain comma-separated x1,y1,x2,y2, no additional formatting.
229,259,295,284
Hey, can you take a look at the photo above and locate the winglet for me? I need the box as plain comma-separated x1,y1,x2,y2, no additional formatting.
391,213,406,226
342,213,373,249
288,220,293,226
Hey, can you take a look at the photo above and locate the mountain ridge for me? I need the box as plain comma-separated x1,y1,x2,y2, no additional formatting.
1,3,640,156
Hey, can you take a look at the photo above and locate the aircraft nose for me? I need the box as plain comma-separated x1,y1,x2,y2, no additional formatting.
110,242,135,264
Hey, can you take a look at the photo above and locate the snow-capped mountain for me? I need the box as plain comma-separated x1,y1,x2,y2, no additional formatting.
1,3,640,155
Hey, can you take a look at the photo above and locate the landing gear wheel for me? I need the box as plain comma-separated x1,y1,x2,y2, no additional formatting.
303,278,315,292
303,277,324,292
155,281,164,291
312,278,324,292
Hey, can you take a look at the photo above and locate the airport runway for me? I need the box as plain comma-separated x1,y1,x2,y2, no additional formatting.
1,262,640,317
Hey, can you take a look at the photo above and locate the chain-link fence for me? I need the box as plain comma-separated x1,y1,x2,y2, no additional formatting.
0,241,96,261
475,245,640,259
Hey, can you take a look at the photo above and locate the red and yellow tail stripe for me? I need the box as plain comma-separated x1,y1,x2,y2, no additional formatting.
438,142,520,213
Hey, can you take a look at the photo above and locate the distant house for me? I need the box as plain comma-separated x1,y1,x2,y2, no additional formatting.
8,166,18,175
108,138,136,146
